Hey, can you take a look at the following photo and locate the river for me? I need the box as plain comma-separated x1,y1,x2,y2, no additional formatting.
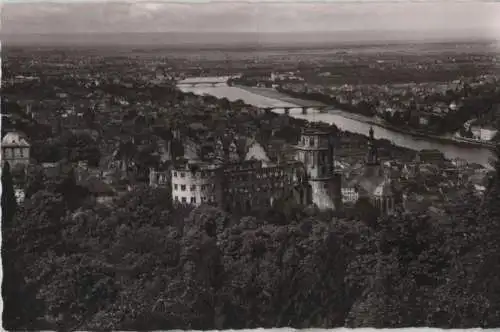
178,81,494,168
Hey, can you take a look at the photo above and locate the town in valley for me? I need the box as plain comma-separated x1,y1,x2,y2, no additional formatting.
3,1,500,330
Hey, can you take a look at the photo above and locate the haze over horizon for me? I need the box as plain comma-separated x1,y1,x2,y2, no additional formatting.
2,0,500,46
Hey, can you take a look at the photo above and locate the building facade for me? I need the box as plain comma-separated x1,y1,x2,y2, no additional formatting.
1,131,31,168
168,158,311,213
155,129,343,212
171,161,220,205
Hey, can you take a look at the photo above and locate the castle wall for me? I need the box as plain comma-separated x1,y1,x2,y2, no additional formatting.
149,170,170,188
221,162,300,213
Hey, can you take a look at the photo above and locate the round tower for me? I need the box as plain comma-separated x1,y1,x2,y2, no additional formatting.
295,128,341,210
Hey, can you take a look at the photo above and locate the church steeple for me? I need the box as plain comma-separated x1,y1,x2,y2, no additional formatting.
366,126,379,166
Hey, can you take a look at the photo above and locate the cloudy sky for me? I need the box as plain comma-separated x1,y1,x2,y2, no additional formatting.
2,0,500,39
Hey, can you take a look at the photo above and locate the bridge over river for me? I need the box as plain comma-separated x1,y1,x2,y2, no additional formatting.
260,105,333,115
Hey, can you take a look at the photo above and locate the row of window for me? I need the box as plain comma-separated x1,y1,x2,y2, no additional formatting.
173,184,214,191
2,147,28,158
172,171,213,178
174,196,214,204
302,137,315,146
230,172,289,182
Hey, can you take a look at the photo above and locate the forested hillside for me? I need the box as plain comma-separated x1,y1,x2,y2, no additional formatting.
3,147,500,330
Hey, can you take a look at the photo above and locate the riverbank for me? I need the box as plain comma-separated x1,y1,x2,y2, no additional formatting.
338,111,497,150
240,85,497,151
178,82,494,167
236,85,327,107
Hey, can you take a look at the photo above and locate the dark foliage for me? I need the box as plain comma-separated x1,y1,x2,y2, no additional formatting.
4,143,500,330
2,162,17,228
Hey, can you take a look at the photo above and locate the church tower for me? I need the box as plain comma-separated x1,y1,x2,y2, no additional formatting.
295,128,342,210
364,127,381,177
366,127,379,165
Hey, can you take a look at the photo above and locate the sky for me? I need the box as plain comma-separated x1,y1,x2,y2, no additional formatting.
1,0,500,41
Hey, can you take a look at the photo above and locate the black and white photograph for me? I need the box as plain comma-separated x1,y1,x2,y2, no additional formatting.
1,0,500,330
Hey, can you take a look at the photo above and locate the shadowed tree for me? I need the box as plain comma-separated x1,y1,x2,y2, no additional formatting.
2,162,18,229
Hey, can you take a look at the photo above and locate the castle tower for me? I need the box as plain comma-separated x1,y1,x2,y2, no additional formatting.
295,128,341,210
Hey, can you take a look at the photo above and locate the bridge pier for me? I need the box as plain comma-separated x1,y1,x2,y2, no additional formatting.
301,107,308,115
284,107,290,115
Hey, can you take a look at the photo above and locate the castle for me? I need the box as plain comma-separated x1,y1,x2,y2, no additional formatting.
150,126,398,215
151,128,343,212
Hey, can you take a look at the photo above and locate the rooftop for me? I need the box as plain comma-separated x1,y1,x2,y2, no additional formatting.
1,131,30,148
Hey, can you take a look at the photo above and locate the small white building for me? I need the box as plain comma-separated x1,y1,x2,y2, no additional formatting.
1,131,30,168
479,126,498,141
470,125,482,140
470,125,498,141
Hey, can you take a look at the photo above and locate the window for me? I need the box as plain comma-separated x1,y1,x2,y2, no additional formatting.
181,185,186,191
174,184,178,190
190,185,196,191
190,197,196,204
174,196,179,201
180,172,186,178
173,172,178,177
181,197,187,203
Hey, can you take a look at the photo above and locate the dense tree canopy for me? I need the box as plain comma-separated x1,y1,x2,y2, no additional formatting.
4,145,500,330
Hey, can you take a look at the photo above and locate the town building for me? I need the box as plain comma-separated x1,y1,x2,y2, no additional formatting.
342,127,399,216
479,126,498,141
1,131,31,168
